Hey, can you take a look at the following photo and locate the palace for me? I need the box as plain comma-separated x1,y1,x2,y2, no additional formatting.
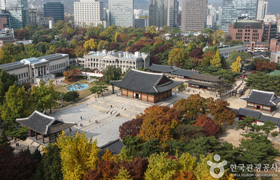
111,69,183,103
0,54,69,84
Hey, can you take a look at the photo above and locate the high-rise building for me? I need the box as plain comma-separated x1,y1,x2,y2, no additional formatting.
207,5,217,28
28,9,37,26
149,0,178,29
109,0,134,27
0,10,10,29
257,0,268,20
221,0,258,33
74,0,104,27
181,0,208,32
44,2,64,22
4,0,29,29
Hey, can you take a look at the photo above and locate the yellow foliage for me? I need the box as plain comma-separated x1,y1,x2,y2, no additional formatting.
102,149,114,161
84,39,98,50
231,56,241,73
114,167,133,180
56,131,100,180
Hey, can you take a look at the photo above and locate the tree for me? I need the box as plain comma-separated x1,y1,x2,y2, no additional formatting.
173,124,205,143
228,50,252,65
114,167,133,180
84,39,98,51
36,144,63,180
236,116,257,133
168,48,187,68
210,49,222,67
63,91,79,102
0,69,17,103
257,121,277,135
231,56,241,73
137,106,180,143
0,48,14,64
193,116,220,137
89,85,108,96
201,51,215,66
57,131,100,180
238,133,278,165
102,66,122,84
173,95,210,120
63,68,82,82
208,99,236,126
119,118,143,139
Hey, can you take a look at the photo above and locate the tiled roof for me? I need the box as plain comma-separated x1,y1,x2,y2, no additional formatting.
149,64,198,78
238,108,262,119
100,139,124,155
242,89,280,106
111,69,183,94
16,111,74,135
190,73,222,82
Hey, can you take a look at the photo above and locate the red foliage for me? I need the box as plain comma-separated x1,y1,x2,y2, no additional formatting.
84,157,148,180
63,68,82,82
119,118,143,139
55,47,75,58
193,116,220,137
127,44,145,53
0,145,38,180
189,48,203,59
256,61,276,72
108,42,120,51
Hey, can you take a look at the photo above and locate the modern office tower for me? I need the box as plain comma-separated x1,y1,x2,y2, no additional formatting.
28,9,37,26
4,0,29,29
109,0,134,27
216,6,223,27
149,0,178,29
74,0,104,27
257,0,268,20
1,0,5,10
44,2,64,22
207,5,217,28
0,10,10,29
181,0,208,32
221,0,258,33
167,0,178,28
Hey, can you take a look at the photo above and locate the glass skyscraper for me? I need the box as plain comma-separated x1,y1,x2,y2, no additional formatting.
109,0,134,27
221,0,258,33
44,2,64,23
5,0,29,29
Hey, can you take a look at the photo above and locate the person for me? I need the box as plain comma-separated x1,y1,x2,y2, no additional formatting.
80,116,82,120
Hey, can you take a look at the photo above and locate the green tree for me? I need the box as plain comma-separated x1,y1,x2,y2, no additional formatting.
0,69,17,103
36,144,63,180
236,116,257,133
89,85,108,96
63,91,79,102
102,66,122,84
114,167,133,180
210,49,222,67
168,48,187,68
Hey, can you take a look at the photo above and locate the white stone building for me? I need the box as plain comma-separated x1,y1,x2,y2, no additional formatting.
83,50,150,73
0,54,69,84
270,52,280,64
74,0,105,27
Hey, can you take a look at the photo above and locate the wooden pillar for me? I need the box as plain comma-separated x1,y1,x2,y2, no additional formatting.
42,135,44,144
29,129,32,137
35,132,37,140
112,85,115,94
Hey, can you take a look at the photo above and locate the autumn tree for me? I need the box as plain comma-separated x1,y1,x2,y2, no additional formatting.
102,66,122,84
137,106,180,143
193,116,220,137
210,49,222,67
201,51,215,66
63,68,82,82
57,131,100,180
84,39,98,51
208,99,236,126
119,118,143,139
231,56,241,73
168,48,187,68
173,124,205,144
173,95,210,120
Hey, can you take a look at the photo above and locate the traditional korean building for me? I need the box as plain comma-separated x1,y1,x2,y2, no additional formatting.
16,110,75,144
148,64,198,79
111,69,183,103
188,73,223,90
242,89,280,112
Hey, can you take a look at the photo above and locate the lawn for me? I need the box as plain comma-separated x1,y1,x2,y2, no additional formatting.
54,79,108,100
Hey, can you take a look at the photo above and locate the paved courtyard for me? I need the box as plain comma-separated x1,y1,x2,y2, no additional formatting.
51,92,190,146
